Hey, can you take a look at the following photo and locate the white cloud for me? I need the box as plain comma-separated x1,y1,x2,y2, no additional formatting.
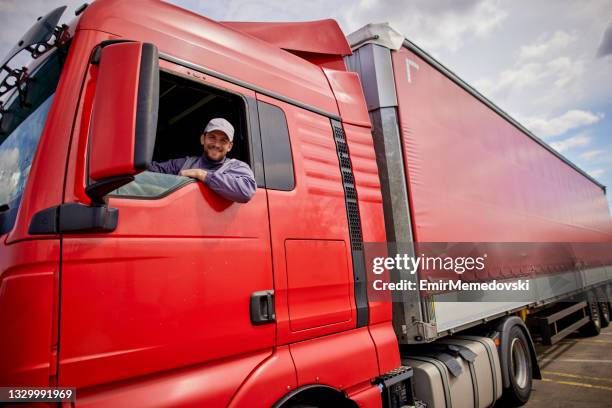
588,168,605,178
457,2,611,118
168,0,352,24
473,62,542,95
221,0,339,21
343,0,508,53
518,30,576,62
548,57,584,88
549,133,591,152
0,147,21,204
521,110,604,138
473,56,584,106
579,149,604,160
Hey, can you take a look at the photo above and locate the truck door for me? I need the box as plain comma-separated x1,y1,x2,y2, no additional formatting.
256,95,357,345
58,56,275,398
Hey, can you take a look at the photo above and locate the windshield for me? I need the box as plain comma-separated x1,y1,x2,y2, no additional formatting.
0,50,65,233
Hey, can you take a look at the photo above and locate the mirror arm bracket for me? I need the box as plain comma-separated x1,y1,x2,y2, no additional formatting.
85,174,135,205
28,176,134,235
29,202,119,235
90,40,135,65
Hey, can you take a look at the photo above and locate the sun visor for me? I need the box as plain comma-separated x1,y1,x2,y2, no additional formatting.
0,6,66,68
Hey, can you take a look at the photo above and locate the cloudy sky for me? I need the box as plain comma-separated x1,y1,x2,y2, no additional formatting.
1,0,611,210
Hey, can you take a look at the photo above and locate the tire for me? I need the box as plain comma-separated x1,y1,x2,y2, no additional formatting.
596,288,610,328
500,326,533,406
609,288,612,324
287,405,318,408
600,302,611,328
579,294,602,337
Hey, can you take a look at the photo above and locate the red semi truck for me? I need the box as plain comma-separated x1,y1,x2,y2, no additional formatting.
1,1,612,407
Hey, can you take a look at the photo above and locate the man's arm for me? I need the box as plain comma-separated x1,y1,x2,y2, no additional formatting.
148,157,188,175
203,161,257,203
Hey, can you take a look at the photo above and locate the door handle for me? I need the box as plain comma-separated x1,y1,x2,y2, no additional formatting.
250,290,275,324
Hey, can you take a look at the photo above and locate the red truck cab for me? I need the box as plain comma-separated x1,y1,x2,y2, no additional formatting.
0,0,401,406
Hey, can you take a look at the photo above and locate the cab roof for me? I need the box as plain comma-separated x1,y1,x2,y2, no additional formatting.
78,0,341,117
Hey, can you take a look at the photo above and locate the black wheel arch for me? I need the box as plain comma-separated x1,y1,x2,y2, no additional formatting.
272,384,358,408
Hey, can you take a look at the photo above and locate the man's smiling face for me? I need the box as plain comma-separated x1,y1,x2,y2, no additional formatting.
201,130,232,161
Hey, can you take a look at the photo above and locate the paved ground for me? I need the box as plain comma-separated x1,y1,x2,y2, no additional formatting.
525,325,612,407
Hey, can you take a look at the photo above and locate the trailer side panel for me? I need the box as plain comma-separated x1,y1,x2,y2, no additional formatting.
391,47,612,247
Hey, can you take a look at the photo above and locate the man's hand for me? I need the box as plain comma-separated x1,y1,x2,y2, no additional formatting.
179,168,208,181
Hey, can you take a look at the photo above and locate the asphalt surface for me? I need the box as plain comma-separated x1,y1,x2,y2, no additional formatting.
525,325,612,407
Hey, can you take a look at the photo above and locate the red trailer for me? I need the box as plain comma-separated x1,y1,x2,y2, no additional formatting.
0,1,611,407
345,23,612,341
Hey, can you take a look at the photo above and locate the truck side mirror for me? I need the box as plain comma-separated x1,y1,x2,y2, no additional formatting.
86,41,159,203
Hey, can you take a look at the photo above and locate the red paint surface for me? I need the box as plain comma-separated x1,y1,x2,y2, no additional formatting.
0,1,397,403
223,20,351,70
349,384,384,408
88,42,141,180
286,240,352,332
342,122,391,326
391,47,612,281
228,346,297,408
76,350,271,407
1,28,103,389
368,322,401,375
0,240,58,385
258,94,358,346
324,69,371,127
77,0,339,118
59,184,275,388
8,29,96,243
289,327,379,389
221,20,351,56
64,30,118,207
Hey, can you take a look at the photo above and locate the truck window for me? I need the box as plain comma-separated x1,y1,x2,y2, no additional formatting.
0,51,63,234
258,101,295,191
111,71,251,198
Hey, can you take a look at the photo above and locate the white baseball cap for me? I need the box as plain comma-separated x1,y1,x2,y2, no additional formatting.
204,118,235,142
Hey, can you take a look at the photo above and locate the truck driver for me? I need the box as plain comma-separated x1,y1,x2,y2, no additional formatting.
148,118,256,203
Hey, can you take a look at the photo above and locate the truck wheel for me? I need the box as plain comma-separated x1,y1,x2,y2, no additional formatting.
600,302,611,328
598,298,610,329
594,287,610,328
500,326,533,406
579,294,601,337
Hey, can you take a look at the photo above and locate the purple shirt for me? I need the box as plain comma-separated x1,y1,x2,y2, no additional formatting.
148,155,256,203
